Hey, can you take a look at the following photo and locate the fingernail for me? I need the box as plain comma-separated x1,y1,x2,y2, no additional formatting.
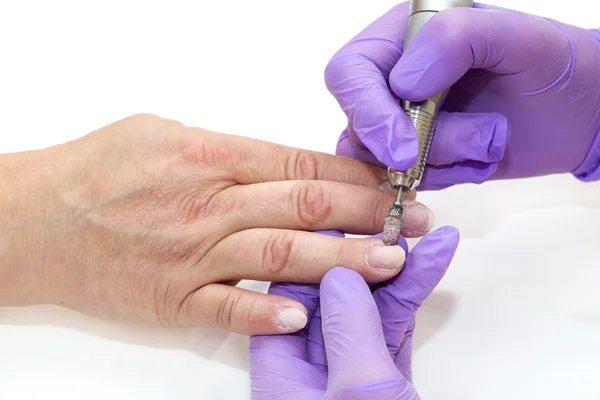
275,307,308,331
403,201,435,235
426,208,435,230
365,245,406,271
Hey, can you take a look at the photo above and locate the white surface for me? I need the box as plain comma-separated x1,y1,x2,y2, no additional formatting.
1,1,599,399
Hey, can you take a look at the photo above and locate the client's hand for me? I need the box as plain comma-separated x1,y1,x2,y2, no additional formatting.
0,113,434,335
249,227,459,399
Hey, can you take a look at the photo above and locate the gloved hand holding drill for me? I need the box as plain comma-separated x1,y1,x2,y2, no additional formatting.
327,2,600,190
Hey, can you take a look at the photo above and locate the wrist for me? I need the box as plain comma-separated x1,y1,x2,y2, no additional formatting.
0,151,57,306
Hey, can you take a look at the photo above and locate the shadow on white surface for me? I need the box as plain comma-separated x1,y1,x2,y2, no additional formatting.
415,175,600,239
0,285,459,373
0,305,249,371
0,282,459,375
413,290,457,350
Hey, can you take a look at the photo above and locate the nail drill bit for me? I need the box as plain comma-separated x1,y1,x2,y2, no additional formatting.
382,0,474,246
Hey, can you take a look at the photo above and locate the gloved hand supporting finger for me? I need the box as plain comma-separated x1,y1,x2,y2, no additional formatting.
320,267,400,389
373,226,460,356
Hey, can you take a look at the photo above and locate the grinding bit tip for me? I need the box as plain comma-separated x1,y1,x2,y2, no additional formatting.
383,214,402,246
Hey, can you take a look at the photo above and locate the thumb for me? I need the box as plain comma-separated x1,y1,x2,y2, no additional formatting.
181,283,308,335
320,267,400,388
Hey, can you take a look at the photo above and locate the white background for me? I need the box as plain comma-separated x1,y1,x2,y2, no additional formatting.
1,0,599,399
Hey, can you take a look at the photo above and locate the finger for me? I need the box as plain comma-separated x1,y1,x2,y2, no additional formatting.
320,267,400,387
223,180,432,237
327,2,408,77
205,229,407,284
337,113,507,191
419,161,499,191
324,3,419,171
336,127,384,168
182,283,308,335
203,131,393,190
250,281,321,361
389,6,564,101
373,226,460,356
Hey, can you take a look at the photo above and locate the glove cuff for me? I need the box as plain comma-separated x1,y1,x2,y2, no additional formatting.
572,125,600,182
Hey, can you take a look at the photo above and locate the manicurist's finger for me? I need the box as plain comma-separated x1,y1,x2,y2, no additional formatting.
324,3,420,172
320,267,400,387
373,226,460,356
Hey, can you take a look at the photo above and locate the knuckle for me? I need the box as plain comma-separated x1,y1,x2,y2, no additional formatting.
181,139,215,168
199,190,236,218
331,241,346,269
130,112,182,127
243,296,259,331
215,289,240,330
323,57,342,89
150,235,200,265
437,8,471,42
114,113,184,140
292,182,332,227
178,185,223,222
261,231,294,274
181,138,232,170
182,193,211,222
104,113,163,135
127,113,164,124
324,52,373,91
285,150,320,181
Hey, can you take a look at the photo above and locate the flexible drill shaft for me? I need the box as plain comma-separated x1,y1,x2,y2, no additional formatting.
382,0,474,246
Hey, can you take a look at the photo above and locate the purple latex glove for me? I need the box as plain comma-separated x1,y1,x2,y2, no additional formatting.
325,2,600,190
249,227,459,399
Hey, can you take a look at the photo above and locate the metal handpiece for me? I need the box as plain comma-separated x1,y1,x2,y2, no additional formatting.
383,0,474,245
